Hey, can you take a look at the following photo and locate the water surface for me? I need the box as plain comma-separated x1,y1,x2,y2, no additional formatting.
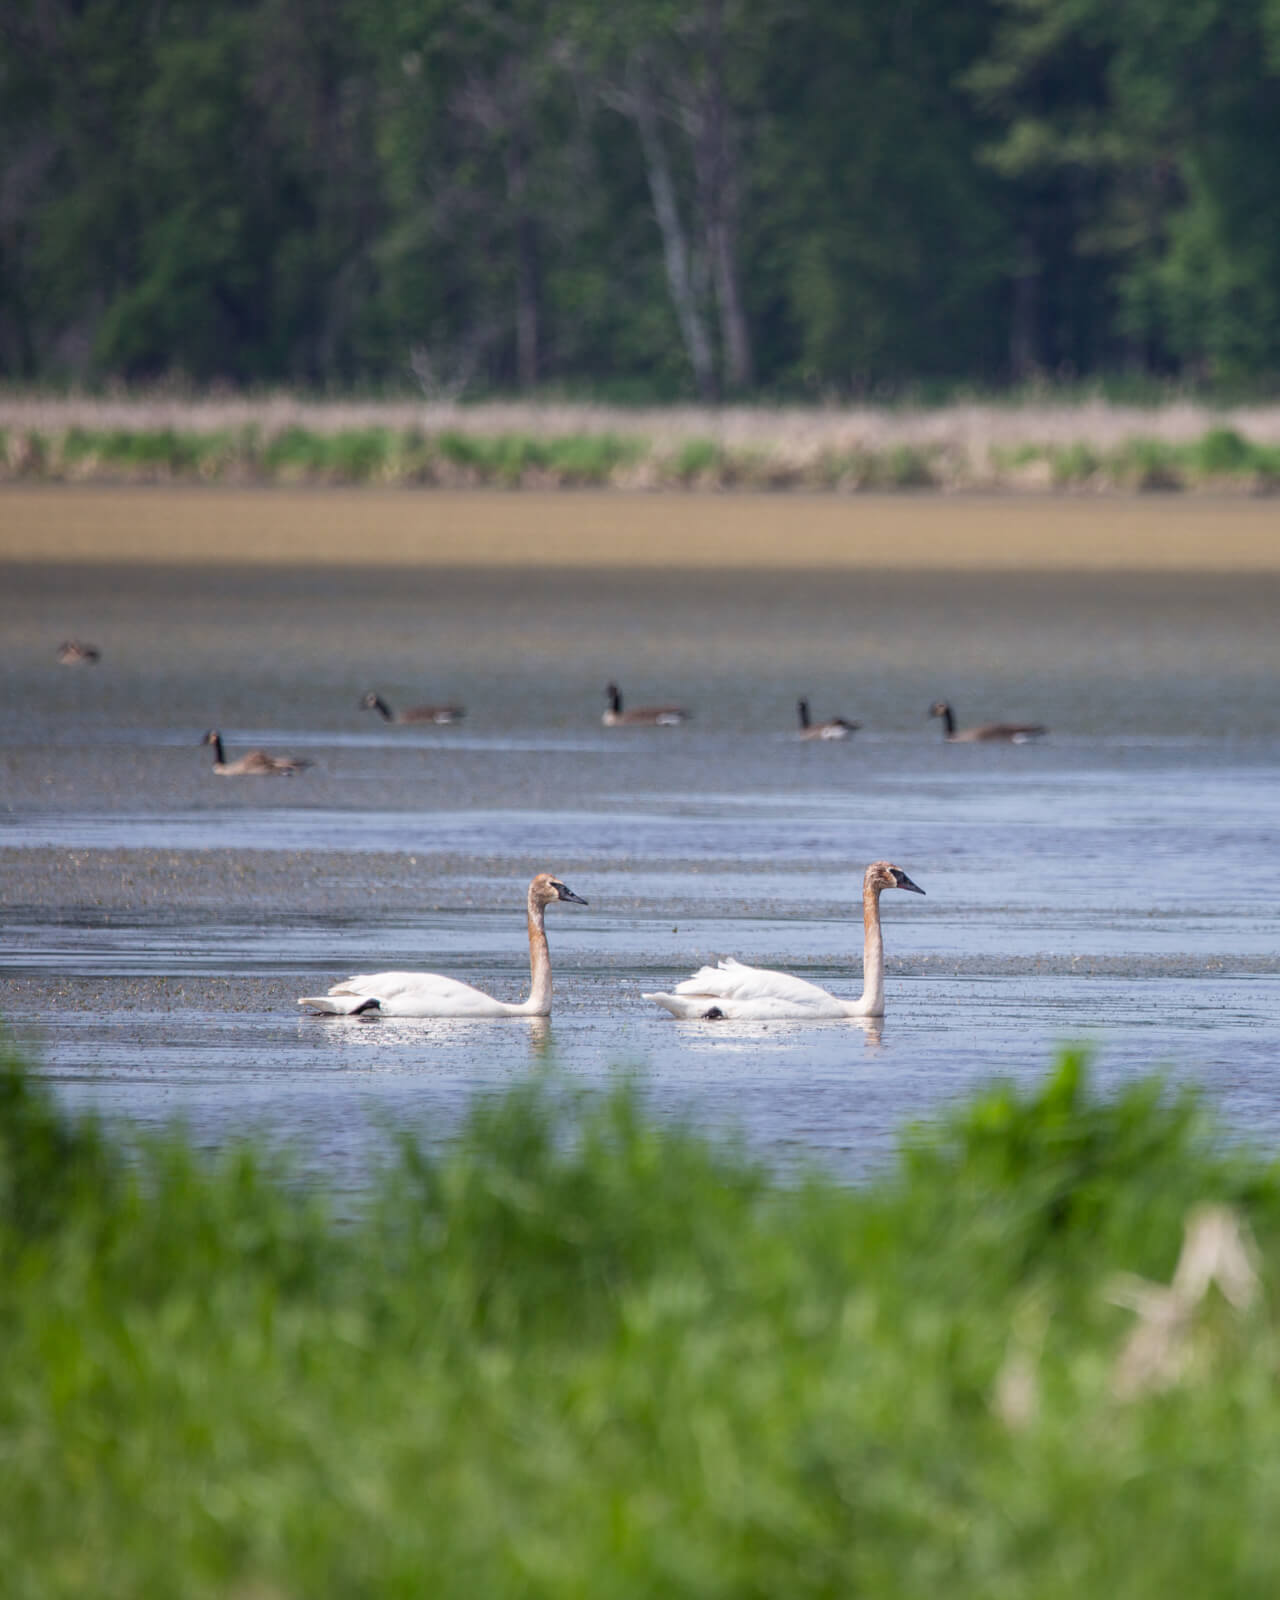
3,514,1279,1186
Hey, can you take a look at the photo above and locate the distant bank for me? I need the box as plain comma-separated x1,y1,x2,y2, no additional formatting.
5,396,1280,496
3,486,1278,572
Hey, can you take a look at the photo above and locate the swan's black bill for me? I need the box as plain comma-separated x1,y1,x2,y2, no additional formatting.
893,870,925,895
553,881,588,905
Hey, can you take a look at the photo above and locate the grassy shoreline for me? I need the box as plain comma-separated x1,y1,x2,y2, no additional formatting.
5,400,1280,492
4,1043,1280,1596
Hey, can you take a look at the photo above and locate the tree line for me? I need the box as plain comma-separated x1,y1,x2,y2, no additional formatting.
3,0,1280,397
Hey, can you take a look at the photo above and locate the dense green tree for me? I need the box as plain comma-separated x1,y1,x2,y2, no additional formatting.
3,0,1280,390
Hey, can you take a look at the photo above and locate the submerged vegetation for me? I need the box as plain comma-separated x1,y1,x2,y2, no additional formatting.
4,418,1280,493
4,1041,1280,1596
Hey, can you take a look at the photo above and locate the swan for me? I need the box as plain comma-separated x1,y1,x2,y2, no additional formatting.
603,683,689,726
797,698,859,740
298,872,587,1016
644,860,924,1020
929,701,1046,743
360,691,465,725
201,729,312,776
57,640,100,665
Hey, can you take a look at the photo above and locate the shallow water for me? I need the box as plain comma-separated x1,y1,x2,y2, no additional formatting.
2,525,1279,1186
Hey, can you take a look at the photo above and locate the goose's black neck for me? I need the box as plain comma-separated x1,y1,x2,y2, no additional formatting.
797,699,811,729
939,704,955,736
370,695,393,721
606,684,622,714
210,733,225,765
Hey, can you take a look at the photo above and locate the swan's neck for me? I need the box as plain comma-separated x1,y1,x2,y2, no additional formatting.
844,880,885,1017
522,893,553,1015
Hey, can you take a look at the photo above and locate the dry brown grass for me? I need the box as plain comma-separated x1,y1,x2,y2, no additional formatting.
7,393,1280,472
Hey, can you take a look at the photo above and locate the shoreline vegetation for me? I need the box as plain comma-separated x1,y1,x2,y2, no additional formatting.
6,397,1280,493
5,1042,1280,1594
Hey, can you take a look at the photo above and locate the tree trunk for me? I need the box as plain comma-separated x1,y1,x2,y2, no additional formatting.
1010,230,1039,381
625,64,717,401
699,0,752,390
506,135,539,389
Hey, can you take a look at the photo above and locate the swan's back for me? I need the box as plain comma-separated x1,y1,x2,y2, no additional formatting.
303,970,520,1017
647,957,851,1019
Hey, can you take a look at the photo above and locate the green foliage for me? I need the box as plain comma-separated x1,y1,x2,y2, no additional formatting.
1110,436,1181,489
879,444,939,488
5,1039,1280,1596
7,0,1280,392
673,439,723,481
1049,442,1101,484
10,419,1280,491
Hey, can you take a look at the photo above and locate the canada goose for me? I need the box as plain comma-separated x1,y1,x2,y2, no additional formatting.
57,640,100,665
797,698,859,740
360,691,465,725
929,701,1046,743
201,729,312,776
645,860,924,1020
298,873,588,1017
602,682,689,727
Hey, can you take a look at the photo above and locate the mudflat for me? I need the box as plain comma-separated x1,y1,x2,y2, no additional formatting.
3,486,1279,570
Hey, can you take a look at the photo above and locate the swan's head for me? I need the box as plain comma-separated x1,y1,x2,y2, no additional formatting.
200,729,221,747
530,872,588,907
927,701,951,720
865,860,925,895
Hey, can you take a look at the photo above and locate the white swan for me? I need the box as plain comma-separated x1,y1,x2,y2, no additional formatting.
644,860,924,1020
298,872,587,1017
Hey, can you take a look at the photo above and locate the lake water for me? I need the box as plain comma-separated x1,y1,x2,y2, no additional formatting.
2,501,1279,1189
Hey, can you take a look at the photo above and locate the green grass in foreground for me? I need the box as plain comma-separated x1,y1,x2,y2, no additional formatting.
5,422,1280,490
4,1042,1280,1597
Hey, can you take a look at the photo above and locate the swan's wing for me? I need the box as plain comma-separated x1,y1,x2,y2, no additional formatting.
644,989,847,1020
671,957,841,1009
300,971,509,1017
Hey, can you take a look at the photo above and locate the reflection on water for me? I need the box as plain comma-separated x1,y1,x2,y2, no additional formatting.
1,516,1279,1183
308,1011,556,1063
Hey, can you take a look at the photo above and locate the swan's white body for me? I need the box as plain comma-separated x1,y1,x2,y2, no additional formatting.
644,861,923,1021
298,873,586,1018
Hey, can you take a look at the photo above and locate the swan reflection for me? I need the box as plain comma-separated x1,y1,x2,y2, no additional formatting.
301,1011,555,1064
674,1013,883,1050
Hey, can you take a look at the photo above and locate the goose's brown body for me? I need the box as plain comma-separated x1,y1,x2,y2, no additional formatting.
201,730,311,776
602,683,689,726
929,701,1046,743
